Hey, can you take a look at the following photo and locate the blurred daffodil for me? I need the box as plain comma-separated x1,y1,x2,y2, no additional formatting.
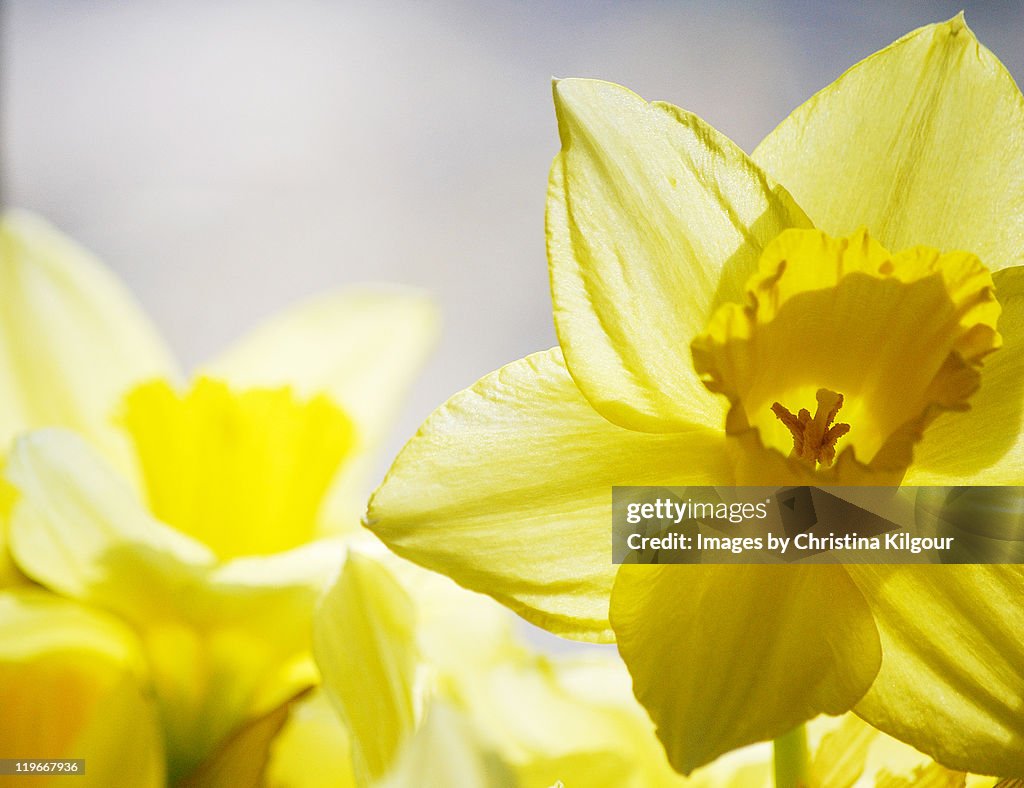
0,211,438,780
366,15,1024,778
280,541,690,787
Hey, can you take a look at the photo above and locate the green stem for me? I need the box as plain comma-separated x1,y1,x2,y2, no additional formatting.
773,724,811,788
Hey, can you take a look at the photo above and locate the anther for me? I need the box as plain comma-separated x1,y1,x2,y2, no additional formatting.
771,388,850,467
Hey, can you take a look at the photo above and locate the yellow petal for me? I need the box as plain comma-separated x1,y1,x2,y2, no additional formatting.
691,228,1001,484
848,565,1024,776
0,588,164,786
0,534,22,589
367,348,731,642
265,691,357,788
547,78,810,433
543,658,677,781
810,714,974,788
0,210,177,468
121,378,356,558
908,266,1024,484
313,550,418,784
610,564,881,774
753,15,1024,274
315,545,671,786
325,542,683,785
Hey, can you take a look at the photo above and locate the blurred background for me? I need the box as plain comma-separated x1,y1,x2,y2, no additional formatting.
5,1,1024,470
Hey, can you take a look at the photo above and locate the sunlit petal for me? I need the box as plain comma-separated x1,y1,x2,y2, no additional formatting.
548,78,810,433
849,565,1024,776
754,15,1024,274
610,564,881,774
367,348,731,642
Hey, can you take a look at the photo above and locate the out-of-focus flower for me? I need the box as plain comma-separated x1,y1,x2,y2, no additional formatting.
275,541,689,787
0,210,438,780
682,712,1001,788
276,543,1007,788
364,16,1024,777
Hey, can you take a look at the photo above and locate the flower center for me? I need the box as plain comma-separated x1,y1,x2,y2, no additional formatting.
690,228,1001,482
770,388,850,467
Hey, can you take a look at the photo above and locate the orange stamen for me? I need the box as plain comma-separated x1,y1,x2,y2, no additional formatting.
771,388,850,467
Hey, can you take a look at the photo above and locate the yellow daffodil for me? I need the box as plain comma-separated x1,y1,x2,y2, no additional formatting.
0,210,438,780
287,540,690,787
365,15,1024,779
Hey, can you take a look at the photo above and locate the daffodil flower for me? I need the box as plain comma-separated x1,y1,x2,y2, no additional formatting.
365,16,1024,777
0,211,438,779
292,541,691,787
